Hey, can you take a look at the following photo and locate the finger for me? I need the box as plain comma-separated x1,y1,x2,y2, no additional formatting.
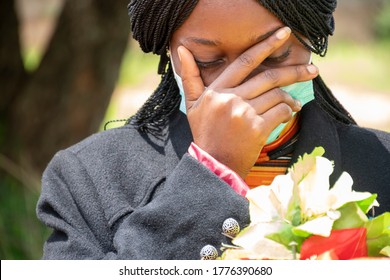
177,46,205,111
210,26,292,89
247,88,302,115
258,103,295,136
233,64,318,100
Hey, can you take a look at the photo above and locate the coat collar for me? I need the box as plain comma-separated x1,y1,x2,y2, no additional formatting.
165,110,193,177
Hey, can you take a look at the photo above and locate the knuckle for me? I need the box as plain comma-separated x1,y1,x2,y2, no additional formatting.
232,106,246,120
263,69,280,85
203,89,214,101
279,104,293,120
253,116,265,131
272,88,288,101
295,65,306,79
214,93,235,111
238,53,256,68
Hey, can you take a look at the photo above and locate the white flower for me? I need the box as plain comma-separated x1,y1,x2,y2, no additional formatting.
231,147,380,259
246,174,294,223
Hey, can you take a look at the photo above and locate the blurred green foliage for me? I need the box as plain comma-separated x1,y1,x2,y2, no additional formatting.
316,39,390,93
117,41,159,87
0,176,50,259
22,47,42,72
100,41,159,130
375,1,390,40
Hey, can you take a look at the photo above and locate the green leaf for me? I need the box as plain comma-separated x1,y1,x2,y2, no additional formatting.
290,228,312,239
380,246,390,257
356,194,378,214
332,202,368,230
292,216,335,237
266,223,305,251
287,206,301,227
366,229,390,257
365,212,390,239
365,213,390,256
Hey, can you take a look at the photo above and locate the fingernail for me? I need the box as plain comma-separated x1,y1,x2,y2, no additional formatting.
307,65,318,74
177,46,183,62
276,27,291,40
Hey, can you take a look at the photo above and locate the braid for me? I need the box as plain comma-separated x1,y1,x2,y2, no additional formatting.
257,0,337,56
128,0,199,74
127,0,199,133
126,63,181,132
314,76,356,125
127,0,355,134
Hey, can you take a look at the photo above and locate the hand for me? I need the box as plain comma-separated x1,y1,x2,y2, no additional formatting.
178,27,319,178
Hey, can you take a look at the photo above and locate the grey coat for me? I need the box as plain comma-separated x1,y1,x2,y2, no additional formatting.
36,101,390,259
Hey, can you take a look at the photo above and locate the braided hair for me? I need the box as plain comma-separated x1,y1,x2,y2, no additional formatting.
127,0,355,132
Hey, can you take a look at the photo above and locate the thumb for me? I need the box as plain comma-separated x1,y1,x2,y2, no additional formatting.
177,46,205,111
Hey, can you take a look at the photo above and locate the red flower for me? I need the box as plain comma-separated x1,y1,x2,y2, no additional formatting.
300,228,368,260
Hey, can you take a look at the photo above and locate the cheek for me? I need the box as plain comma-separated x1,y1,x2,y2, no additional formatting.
289,39,312,65
290,48,311,65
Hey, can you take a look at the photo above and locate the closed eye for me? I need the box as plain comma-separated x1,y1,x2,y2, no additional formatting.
264,48,291,64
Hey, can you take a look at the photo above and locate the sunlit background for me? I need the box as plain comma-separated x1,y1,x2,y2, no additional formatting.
1,0,389,259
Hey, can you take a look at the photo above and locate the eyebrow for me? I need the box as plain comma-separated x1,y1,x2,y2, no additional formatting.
183,26,284,46
183,37,221,46
251,26,284,44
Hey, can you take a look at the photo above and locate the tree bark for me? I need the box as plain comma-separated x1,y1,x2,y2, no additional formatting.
0,0,26,112
1,0,130,177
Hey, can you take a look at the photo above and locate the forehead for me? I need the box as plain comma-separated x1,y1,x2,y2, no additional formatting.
172,0,283,46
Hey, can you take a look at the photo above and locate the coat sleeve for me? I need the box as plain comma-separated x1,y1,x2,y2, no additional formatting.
37,150,114,259
37,150,250,260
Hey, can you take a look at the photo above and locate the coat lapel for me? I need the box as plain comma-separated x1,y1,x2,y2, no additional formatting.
292,101,343,185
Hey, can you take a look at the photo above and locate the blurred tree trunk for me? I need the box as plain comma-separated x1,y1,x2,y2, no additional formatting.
0,0,130,180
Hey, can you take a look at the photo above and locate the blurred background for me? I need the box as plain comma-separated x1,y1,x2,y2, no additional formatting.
1,0,389,259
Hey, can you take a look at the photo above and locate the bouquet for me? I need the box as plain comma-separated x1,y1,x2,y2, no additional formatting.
221,147,390,260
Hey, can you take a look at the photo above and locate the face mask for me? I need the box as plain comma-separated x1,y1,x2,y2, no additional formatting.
266,53,314,144
170,55,315,144
172,65,187,114
266,79,314,144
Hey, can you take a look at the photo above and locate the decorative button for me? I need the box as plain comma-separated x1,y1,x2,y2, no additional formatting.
222,218,240,238
200,245,218,260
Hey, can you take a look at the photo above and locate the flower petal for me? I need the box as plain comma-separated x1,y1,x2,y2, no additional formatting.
232,223,294,259
297,156,334,217
300,228,368,260
293,216,336,237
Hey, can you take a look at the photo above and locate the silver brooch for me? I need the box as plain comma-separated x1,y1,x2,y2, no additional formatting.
200,245,218,260
222,218,240,238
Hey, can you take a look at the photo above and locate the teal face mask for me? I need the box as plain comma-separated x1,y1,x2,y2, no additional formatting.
266,80,314,144
171,60,315,144
172,68,187,114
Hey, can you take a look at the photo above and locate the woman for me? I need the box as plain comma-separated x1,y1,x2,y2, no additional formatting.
37,0,390,259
